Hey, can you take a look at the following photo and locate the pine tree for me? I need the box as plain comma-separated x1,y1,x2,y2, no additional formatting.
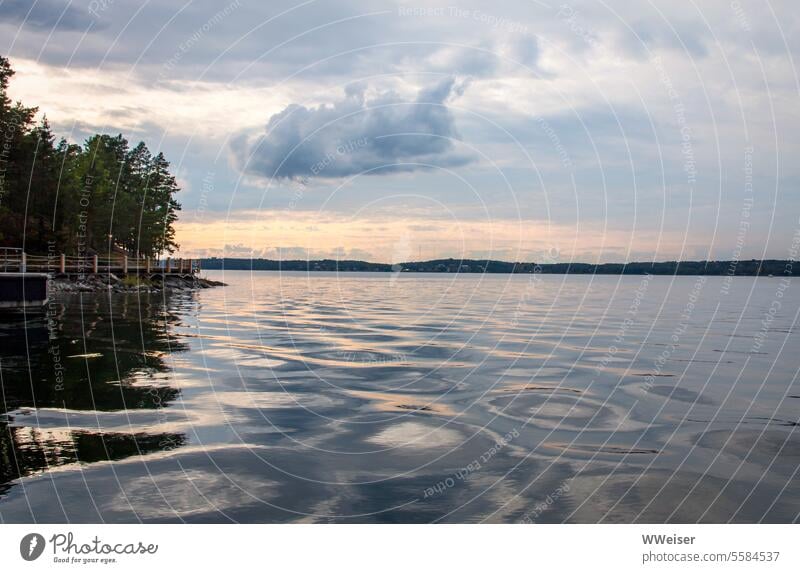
125,141,153,256
0,56,182,259
0,56,39,246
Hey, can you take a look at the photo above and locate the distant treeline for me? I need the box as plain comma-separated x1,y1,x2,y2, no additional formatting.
0,56,180,257
200,257,799,276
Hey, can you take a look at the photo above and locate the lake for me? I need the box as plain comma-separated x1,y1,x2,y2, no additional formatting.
0,271,797,523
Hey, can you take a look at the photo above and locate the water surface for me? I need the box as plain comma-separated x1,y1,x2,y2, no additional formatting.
1,271,798,522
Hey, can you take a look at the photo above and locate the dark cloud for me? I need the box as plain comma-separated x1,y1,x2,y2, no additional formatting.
0,0,97,32
231,78,474,180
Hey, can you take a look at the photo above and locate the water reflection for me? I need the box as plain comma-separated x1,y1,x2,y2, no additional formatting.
0,292,189,496
0,273,798,523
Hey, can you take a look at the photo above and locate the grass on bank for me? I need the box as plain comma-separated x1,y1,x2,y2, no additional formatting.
121,275,155,288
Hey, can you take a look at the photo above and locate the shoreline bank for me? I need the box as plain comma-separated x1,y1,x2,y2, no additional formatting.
49,273,226,294
198,257,799,276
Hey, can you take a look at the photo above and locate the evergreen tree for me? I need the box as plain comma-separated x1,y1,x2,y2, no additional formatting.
146,152,181,256
0,56,182,259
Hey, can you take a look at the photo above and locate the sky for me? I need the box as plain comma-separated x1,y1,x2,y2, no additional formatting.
2,0,799,263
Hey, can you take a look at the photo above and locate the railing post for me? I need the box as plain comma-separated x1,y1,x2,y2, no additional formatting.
21,252,26,273
92,255,98,274
146,257,151,274
60,253,66,274
123,255,128,275
178,258,184,274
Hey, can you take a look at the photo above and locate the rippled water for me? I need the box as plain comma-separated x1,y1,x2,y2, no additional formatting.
1,271,798,523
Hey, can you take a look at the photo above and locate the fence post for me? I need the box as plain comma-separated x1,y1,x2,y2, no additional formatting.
92,255,98,274
146,257,151,274
60,254,66,274
21,252,26,273
123,255,128,275
166,258,171,273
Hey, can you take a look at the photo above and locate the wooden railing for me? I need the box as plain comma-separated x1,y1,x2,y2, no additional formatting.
0,248,199,275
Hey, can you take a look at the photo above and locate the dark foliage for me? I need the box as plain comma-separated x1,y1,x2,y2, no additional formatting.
0,56,180,257
200,257,799,276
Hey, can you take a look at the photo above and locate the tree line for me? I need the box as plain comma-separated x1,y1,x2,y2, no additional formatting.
0,56,180,258
200,257,800,276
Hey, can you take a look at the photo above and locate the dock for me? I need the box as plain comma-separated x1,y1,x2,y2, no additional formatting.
0,272,49,309
0,248,199,310
1,249,199,278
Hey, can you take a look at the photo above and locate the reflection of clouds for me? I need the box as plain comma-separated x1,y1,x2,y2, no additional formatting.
562,470,775,523
695,430,800,465
5,268,799,523
5,406,244,437
196,346,286,369
4,389,345,442
106,470,279,520
348,389,456,416
367,421,463,450
486,392,650,432
199,391,344,411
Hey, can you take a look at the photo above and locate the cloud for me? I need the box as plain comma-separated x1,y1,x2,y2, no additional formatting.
615,18,710,59
507,34,540,67
230,78,474,181
0,0,97,32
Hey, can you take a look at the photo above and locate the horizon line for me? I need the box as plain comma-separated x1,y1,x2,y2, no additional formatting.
195,256,794,266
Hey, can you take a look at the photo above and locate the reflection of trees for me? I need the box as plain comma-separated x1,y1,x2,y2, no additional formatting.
0,292,190,496
0,429,186,497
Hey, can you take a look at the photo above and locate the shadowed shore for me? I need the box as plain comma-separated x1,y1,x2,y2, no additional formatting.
50,273,226,293
199,257,799,276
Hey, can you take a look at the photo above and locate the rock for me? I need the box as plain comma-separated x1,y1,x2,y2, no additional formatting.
49,274,224,293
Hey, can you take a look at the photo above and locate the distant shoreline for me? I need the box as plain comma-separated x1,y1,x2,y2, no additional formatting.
199,258,799,276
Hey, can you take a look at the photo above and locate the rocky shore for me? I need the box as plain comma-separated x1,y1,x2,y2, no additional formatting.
49,273,226,294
